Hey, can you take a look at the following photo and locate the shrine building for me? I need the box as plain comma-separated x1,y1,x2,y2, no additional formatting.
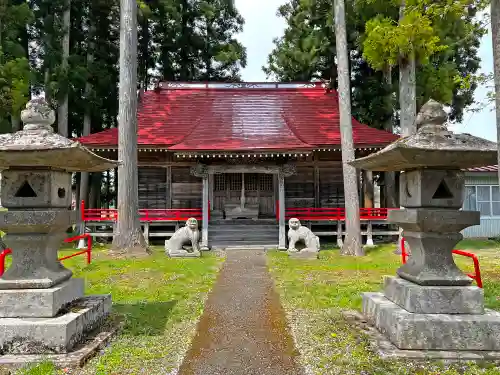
76,82,400,249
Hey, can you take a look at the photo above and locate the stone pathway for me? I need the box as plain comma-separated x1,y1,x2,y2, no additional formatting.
178,249,304,375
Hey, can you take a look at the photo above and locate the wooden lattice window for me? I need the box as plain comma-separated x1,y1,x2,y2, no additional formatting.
245,173,259,190
214,174,226,191
259,174,273,191
227,173,242,190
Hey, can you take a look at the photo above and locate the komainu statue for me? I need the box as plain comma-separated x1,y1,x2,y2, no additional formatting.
287,218,320,258
165,217,201,257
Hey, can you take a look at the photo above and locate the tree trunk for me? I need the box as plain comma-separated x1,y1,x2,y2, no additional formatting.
398,2,417,137
89,173,101,209
492,0,500,184
399,59,417,136
363,170,374,208
57,0,70,137
396,2,417,254
79,25,94,239
334,0,363,256
180,0,190,80
11,116,21,132
382,66,398,208
139,10,149,88
112,0,148,254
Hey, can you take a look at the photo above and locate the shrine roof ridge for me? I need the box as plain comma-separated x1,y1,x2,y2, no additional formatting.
156,81,327,91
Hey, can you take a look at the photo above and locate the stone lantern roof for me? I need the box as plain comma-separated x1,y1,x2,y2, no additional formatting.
350,99,498,171
0,99,119,172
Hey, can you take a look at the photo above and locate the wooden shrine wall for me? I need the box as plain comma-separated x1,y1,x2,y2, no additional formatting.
135,150,358,210
138,168,167,209
285,166,314,208
138,166,202,209
171,167,202,209
284,164,345,209
318,165,345,208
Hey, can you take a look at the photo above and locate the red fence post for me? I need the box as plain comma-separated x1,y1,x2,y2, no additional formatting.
80,200,85,221
452,249,483,288
0,249,12,277
2,234,94,276
399,244,483,288
401,237,407,264
86,235,92,264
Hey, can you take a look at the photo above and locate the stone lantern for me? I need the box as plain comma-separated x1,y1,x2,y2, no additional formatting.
350,99,500,355
0,99,118,358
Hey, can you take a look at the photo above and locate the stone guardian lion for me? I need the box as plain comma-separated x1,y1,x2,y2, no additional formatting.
287,218,320,254
165,217,201,257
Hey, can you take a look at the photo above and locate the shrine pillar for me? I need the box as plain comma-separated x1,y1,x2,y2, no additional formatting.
201,175,209,250
278,164,297,250
190,164,210,250
278,172,286,250
363,170,374,208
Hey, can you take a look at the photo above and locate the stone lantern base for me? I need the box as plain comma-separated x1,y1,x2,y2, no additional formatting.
361,276,500,353
0,278,112,355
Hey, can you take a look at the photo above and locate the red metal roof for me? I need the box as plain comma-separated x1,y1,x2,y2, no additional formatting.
76,82,398,151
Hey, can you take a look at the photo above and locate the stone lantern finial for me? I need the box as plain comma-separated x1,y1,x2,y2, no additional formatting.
415,99,448,130
20,98,55,132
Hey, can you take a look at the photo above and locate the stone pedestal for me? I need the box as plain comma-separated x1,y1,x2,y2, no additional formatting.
224,203,259,220
0,278,84,318
288,251,319,260
0,295,111,354
383,276,483,314
363,283,500,351
168,251,202,258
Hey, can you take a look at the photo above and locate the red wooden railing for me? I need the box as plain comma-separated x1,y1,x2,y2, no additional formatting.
400,237,483,288
80,200,203,222
276,201,398,221
0,234,92,277
59,234,93,264
81,200,395,223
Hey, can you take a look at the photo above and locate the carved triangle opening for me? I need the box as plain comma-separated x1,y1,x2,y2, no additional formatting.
15,181,37,198
432,180,453,199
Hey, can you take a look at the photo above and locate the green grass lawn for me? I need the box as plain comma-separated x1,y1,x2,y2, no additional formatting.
4,246,224,375
268,244,500,375
3,239,500,374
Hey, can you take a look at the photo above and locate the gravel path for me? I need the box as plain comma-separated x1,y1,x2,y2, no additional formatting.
178,249,304,375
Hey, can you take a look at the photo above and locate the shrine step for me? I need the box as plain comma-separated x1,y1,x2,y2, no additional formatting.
210,236,278,243
210,227,278,234
211,244,279,250
209,219,277,225
209,222,278,248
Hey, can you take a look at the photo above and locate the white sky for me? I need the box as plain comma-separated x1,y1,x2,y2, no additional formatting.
234,0,496,142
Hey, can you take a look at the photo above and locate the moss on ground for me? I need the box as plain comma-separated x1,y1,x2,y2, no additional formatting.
267,244,500,374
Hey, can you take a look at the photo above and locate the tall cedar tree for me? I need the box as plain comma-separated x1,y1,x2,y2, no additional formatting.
334,0,363,256
492,0,500,184
111,0,149,254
